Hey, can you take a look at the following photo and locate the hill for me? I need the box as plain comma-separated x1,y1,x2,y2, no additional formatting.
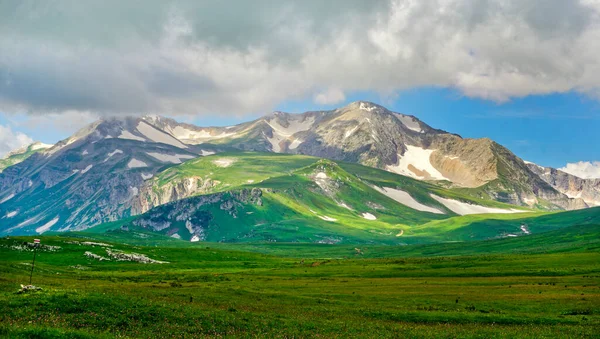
90,152,539,244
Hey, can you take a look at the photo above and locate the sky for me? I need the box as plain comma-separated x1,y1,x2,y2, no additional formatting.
0,0,599,177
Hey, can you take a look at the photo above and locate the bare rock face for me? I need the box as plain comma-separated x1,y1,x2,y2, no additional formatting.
131,176,218,215
527,163,600,207
429,137,498,187
131,188,263,240
0,117,204,234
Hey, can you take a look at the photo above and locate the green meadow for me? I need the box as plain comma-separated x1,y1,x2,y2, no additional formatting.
1,225,599,338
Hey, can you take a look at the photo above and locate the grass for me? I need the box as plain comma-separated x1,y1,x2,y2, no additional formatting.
1,227,599,338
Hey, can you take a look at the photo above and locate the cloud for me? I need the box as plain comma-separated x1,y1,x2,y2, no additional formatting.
1,0,600,117
559,161,600,179
0,125,33,157
314,88,346,105
7,111,99,134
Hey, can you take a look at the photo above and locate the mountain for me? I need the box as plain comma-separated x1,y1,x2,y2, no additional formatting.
0,117,215,234
156,101,581,210
526,162,600,207
0,142,53,172
0,101,589,236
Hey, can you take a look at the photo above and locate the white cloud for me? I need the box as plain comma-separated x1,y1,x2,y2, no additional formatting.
0,125,34,157
313,88,346,105
8,111,99,134
559,161,600,179
0,1,600,116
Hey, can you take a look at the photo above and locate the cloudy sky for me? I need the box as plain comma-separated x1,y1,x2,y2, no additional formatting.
0,0,599,176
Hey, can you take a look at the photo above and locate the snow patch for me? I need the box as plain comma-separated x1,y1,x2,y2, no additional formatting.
264,116,315,152
520,225,531,234
171,234,181,239
200,150,216,156
36,217,59,234
31,143,53,151
344,125,359,139
5,211,17,218
136,121,188,148
118,130,146,142
82,150,89,155
266,132,285,153
361,212,377,220
185,221,194,234
0,193,15,204
430,195,527,215
127,158,148,168
213,158,236,167
319,216,337,222
565,191,583,199
359,102,377,112
372,186,444,214
190,235,201,242
172,126,237,141
106,149,123,159
386,145,449,181
141,173,153,180
289,139,303,150
146,152,195,164
524,160,544,170
17,217,37,228
337,202,352,210
81,165,93,174
265,116,315,137
397,114,422,132
316,172,328,179
130,186,139,196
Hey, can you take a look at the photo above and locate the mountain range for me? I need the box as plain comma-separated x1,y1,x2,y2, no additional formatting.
1,101,598,240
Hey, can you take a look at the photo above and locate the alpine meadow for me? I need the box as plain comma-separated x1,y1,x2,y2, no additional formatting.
1,1,599,338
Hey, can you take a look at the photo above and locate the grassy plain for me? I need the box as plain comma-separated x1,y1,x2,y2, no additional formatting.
1,228,599,338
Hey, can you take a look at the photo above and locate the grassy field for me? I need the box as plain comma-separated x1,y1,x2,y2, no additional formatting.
1,229,599,338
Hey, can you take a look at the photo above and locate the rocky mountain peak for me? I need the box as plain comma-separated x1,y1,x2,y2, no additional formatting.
343,101,386,112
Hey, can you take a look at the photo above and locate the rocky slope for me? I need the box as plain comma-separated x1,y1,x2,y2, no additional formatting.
0,117,214,234
526,162,600,207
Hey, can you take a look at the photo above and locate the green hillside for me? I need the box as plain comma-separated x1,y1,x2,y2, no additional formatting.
0,143,49,172
97,152,539,244
86,207,600,257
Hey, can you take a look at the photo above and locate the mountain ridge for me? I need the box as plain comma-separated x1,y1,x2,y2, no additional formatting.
0,101,590,236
